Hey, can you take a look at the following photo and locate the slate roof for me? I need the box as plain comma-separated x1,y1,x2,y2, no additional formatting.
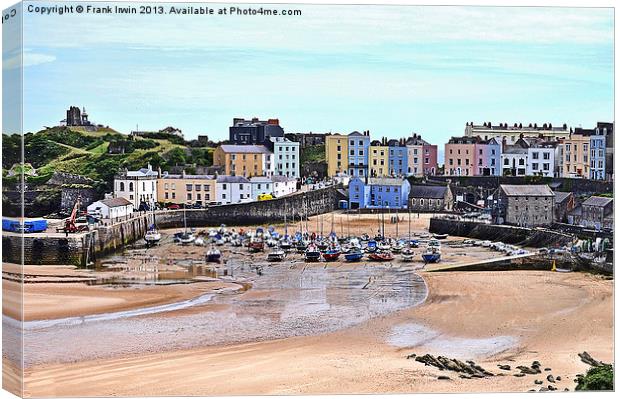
99,197,133,208
124,168,158,177
368,177,407,187
218,145,272,154
582,196,613,207
500,184,554,197
348,131,364,136
554,191,572,204
409,185,449,199
217,175,251,183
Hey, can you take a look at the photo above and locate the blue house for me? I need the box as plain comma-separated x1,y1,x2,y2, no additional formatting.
590,133,606,180
347,131,370,177
387,139,408,176
349,177,410,209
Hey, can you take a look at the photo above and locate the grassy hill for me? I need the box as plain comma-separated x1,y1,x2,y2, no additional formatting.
2,126,213,190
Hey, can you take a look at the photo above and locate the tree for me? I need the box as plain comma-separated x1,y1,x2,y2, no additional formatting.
165,148,186,166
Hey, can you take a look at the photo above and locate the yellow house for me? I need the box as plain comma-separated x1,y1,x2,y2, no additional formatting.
213,145,273,177
325,134,348,177
157,172,217,205
369,143,389,177
561,133,590,178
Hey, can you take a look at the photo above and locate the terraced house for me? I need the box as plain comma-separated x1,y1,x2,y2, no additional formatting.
213,144,274,178
348,177,411,209
369,140,389,177
157,172,216,206
560,132,590,178
406,134,438,177
325,134,349,177
387,139,408,177
347,131,370,177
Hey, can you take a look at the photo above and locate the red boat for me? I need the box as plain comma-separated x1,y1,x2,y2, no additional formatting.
248,239,264,252
322,249,341,261
368,251,394,261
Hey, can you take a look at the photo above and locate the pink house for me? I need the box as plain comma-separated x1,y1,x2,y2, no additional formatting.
444,136,478,176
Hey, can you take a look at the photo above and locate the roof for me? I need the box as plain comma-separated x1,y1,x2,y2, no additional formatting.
271,175,297,183
217,145,272,154
217,175,250,183
409,185,449,199
554,191,572,204
123,167,158,177
98,197,133,208
582,196,613,207
161,173,215,180
503,145,528,155
500,184,554,197
368,177,407,187
348,131,364,136
249,176,272,183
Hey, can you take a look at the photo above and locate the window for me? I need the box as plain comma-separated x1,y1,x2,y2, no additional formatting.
142,182,146,191
186,184,192,191
165,192,169,199
543,152,550,160
504,158,509,165
172,193,176,199
532,163,539,170
129,182,134,191
532,152,539,160
222,184,227,190
120,182,125,191
187,193,192,200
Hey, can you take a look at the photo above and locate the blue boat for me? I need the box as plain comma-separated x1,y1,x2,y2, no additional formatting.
366,240,378,253
422,248,441,263
344,250,364,262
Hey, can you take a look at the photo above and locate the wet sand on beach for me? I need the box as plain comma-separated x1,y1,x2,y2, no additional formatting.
21,270,613,396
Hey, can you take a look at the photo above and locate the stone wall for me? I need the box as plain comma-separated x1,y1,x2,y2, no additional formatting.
429,218,574,248
60,187,98,212
427,176,612,195
3,186,343,266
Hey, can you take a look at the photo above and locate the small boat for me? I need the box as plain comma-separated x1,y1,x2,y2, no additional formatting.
178,232,195,245
408,239,420,248
206,247,221,263
317,240,329,251
366,240,378,253
304,245,321,262
267,248,286,262
231,238,242,247
368,251,394,262
378,242,391,251
391,241,405,253
428,239,441,249
401,247,415,261
322,248,341,262
194,237,205,246
296,241,308,253
432,233,449,240
280,239,293,251
422,247,441,263
266,238,278,247
248,238,264,252
144,228,161,246
344,249,364,262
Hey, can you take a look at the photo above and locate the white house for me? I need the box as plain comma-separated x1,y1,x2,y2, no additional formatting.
272,175,297,197
87,197,134,220
270,137,300,178
526,141,560,177
501,144,528,177
249,176,273,200
114,164,158,210
216,175,252,205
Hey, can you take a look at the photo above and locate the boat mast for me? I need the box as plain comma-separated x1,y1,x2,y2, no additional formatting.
408,207,412,241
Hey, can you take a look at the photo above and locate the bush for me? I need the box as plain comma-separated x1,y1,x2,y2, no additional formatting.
576,364,614,391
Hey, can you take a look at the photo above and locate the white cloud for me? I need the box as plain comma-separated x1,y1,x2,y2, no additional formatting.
3,50,56,70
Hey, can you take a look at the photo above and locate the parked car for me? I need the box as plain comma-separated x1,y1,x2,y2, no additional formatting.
191,203,202,209
168,204,180,210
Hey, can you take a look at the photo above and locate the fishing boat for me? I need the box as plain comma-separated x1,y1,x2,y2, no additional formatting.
368,250,394,261
178,232,195,245
267,247,286,262
280,238,293,251
401,247,415,261
422,247,441,263
304,245,321,262
248,237,264,252
344,248,364,262
322,247,341,262
365,240,378,253
206,247,221,263
144,224,161,247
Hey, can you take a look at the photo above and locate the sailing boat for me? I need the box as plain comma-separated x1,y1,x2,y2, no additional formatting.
144,205,161,246
401,209,415,261
206,245,222,263
178,204,195,245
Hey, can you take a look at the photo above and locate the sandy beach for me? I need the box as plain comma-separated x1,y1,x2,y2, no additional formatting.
2,212,613,396
16,269,612,396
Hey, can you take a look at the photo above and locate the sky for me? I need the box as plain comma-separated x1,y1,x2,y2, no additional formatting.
3,2,615,147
